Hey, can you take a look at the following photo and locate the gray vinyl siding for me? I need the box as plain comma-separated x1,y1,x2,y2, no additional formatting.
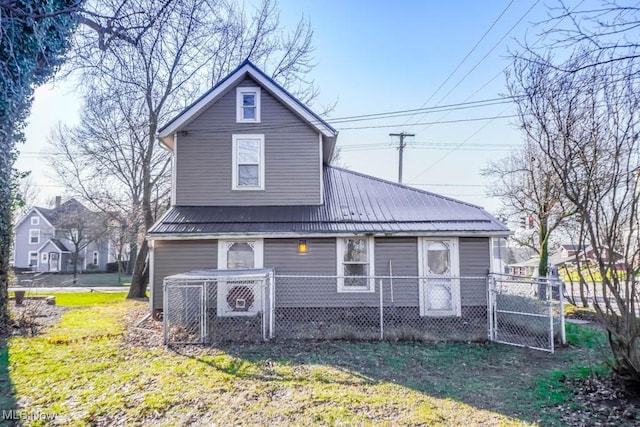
175,76,322,206
266,238,379,308
375,237,419,306
459,237,490,306
152,240,218,309
153,236,491,311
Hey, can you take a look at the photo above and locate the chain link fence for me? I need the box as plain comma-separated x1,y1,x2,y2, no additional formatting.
163,271,565,352
163,270,273,345
273,275,490,342
489,274,564,353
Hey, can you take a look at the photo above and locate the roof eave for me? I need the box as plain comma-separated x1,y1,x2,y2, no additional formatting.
147,230,512,241
157,61,337,141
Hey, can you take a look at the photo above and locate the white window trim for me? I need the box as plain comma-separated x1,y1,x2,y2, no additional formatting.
31,216,40,225
336,236,375,293
28,251,38,268
232,134,265,191
92,251,99,266
29,229,40,245
217,239,264,317
236,86,261,123
417,237,461,317
41,252,48,262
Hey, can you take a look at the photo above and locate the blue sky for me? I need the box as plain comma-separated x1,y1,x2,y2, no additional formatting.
19,0,552,213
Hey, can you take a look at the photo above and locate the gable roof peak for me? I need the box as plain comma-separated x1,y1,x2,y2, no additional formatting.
156,60,338,161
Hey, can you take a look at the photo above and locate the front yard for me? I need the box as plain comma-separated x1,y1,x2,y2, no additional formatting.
0,295,636,426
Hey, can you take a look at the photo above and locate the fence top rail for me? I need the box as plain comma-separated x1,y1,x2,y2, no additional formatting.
164,268,274,282
273,274,489,280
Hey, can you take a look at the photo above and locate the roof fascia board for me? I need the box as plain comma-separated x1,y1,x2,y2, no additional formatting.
158,62,337,140
148,231,512,241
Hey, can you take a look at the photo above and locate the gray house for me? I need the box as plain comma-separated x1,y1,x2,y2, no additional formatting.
13,197,115,273
149,60,510,323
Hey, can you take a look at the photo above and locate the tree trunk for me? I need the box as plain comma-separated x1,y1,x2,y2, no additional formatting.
127,239,148,298
72,251,79,284
0,137,12,334
537,221,549,300
127,241,137,276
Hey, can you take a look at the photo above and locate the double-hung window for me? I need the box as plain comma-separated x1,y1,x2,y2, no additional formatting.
236,87,261,123
28,252,38,267
337,237,375,292
232,134,265,190
29,229,40,244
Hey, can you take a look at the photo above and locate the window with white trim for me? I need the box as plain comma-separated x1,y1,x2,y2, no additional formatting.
31,216,39,225
92,251,99,266
28,252,38,267
236,87,261,123
337,237,375,292
41,252,48,262
232,134,265,190
29,229,40,244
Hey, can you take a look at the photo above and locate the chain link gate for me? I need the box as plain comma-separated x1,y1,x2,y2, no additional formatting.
163,269,273,345
488,274,565,353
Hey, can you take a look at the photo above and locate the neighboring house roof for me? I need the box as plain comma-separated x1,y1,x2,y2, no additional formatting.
156,59,338,161
14,207,55,229
149,166,509,237
559,244,582,252
508,257,540,268
38,239,71,253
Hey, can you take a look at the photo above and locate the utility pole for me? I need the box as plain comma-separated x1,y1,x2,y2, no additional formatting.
389,132,415,184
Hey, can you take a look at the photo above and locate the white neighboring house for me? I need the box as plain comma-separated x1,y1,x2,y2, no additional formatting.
13,197,117,272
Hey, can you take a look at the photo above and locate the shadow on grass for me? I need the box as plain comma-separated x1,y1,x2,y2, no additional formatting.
0,339,19,426
171,328,610,425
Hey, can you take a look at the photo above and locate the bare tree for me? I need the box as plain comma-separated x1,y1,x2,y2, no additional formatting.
483,137,574,298
524,1,640,73
50,0,319,299
510,48,640,381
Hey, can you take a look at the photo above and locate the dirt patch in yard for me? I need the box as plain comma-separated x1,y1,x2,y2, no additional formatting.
550,376,640,426
9,299,70,336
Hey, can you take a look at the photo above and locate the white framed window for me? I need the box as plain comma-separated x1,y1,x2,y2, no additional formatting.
232,134,265,190
92,251,99,266
28,251,38,267
31,216,40,225
41,252,48,262
29,229,40,244
217,239,264,317
336,237,375,293
236,86,261,123
418,238,461,317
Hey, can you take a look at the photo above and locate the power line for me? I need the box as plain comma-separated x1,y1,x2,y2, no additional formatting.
410,106,512,180
337,114,517,131
406,1,587,180
404,0,541,131
400,0,516,127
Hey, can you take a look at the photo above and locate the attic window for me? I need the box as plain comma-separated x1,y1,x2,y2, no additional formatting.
236,87,261,123
31,216,40,225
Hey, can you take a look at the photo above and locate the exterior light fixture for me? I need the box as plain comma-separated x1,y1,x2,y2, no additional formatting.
298,239,308,254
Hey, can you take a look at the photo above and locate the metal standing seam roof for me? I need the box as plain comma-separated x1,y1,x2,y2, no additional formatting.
149,166,510,236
